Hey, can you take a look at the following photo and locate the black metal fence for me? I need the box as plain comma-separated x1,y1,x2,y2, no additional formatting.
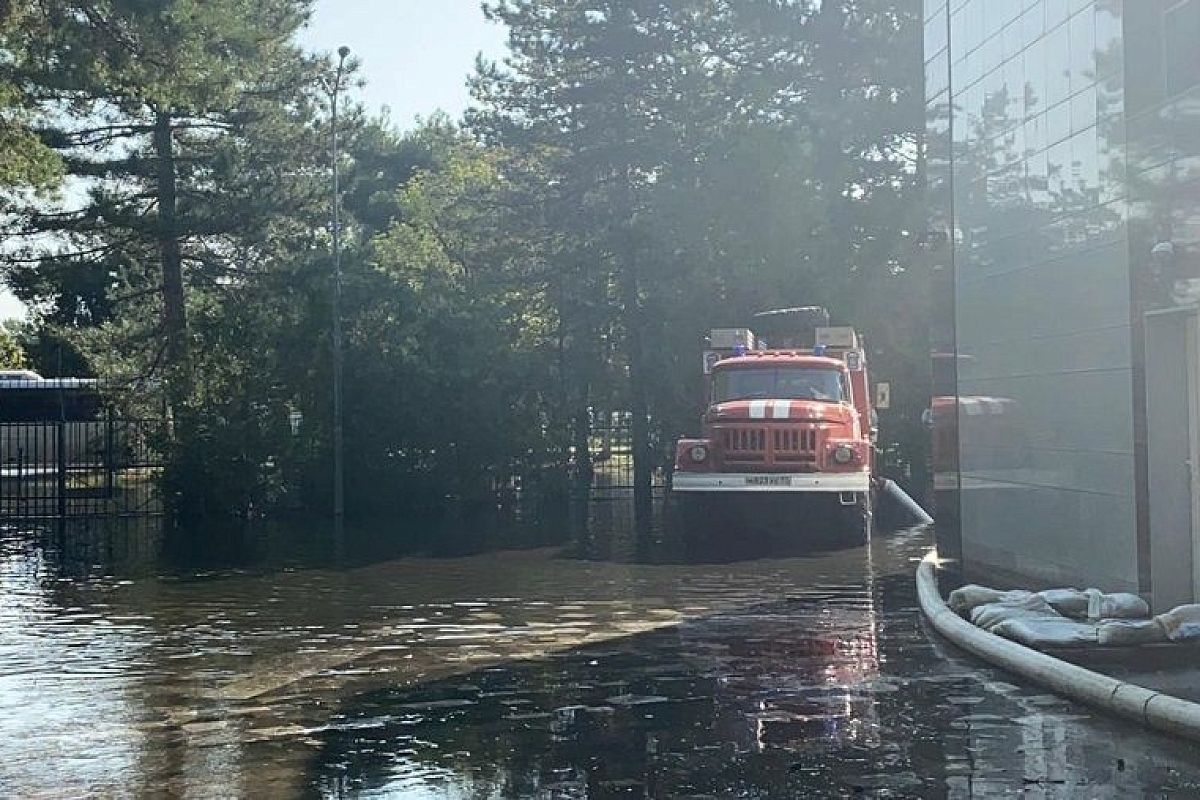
0,415,164,521
580,416,669,497
0,409,658,531
568,415,669,548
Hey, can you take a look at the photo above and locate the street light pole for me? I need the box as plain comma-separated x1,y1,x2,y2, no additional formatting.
331,45,350,520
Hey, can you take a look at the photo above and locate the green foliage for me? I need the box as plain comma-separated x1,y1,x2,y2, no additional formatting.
7,320,86,376
0,323,27,369
0,3,62,190
5,0,929,522
333,132,556,515
0,83,60,189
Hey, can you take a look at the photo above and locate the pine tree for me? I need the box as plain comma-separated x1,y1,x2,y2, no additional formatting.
471,0,723,534
6,0,327,408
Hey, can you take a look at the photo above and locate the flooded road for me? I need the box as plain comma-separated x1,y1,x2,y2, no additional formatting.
2,523,1200,798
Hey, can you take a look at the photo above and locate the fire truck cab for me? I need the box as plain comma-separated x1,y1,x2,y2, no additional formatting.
672,308,876,532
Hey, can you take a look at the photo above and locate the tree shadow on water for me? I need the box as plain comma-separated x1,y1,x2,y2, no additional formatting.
565,493,880,566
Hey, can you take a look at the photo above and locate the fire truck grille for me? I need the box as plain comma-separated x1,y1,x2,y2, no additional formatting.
722,428,766,453
720,426,818,468
772,428,817,453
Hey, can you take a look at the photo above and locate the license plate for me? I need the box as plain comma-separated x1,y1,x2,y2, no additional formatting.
745,475,792,487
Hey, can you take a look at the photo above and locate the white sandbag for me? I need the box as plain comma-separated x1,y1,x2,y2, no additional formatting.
1097,619,1167,646
990,617,1100,649
970,593,1058,631
1038,588,1091,619
1086,590,1150,621
948,584,1027,614
1155,604,1200,642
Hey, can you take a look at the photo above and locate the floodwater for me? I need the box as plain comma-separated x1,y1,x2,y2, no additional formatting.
2,519,1200,798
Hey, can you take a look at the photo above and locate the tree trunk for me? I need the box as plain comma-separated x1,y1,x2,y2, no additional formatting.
153,111,189,408
611,64,654,538
571,396,593,536
599,9,655,539
567,320,594,500
616,215,653,538
625,284,653,538
811,0,852,299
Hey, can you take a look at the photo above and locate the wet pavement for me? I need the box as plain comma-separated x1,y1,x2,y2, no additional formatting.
3,521,1200,798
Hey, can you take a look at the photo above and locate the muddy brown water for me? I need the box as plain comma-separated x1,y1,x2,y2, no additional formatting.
2,520,1200,798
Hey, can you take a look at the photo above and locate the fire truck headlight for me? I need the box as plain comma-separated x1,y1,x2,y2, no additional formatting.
690,444,709,463
833,444,855,464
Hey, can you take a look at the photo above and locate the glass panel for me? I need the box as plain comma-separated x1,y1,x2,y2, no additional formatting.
1045,22,1071,106
1068,5,1096,94
926,13,948,58
1070,125,1100,202
1124,1,1165,115
1022,4,1044,50
1071,84,1097,134
1024,112,1046,155
1023,36,1046,113
1094,1,1122,80
927,48,950,99
1045,0,1071,31
951,7,968,59
1165,0,1200,98
1047,99,1071,145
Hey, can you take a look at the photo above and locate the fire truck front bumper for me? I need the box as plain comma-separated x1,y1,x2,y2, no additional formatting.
671,471,872,493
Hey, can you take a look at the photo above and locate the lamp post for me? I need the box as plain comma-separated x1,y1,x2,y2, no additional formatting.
331,45,350,520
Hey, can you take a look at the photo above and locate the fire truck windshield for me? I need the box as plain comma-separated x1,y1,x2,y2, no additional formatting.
713,367,847,404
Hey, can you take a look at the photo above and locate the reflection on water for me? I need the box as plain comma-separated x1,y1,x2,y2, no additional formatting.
309,531,1200,798
1,519,1199,796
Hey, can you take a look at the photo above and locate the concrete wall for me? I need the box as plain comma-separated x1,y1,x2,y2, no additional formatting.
1145,308,1196,611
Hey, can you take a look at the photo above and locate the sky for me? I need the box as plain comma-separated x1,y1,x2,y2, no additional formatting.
299,0,510,126
0,2,510,324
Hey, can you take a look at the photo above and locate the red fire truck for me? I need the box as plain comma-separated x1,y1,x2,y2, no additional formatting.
671,308,877,535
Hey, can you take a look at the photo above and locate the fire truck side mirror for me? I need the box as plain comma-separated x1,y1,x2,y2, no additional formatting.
875,382,892,410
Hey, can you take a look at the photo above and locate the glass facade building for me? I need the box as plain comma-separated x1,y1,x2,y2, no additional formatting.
925,0,1200,601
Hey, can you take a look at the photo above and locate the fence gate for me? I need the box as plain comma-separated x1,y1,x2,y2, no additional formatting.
583,412,669,497
0,414,164,523
570,413,669,543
